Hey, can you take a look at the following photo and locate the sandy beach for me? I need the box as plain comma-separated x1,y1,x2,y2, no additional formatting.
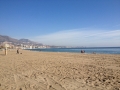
0,49,120,90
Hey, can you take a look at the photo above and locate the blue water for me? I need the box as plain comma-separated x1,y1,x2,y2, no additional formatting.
27,47,120,54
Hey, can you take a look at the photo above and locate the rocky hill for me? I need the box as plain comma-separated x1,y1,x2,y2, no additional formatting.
0,35,42,45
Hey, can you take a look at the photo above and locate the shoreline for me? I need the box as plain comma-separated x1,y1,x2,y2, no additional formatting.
25,49,120,55
25,47,120,54
0,50,120,90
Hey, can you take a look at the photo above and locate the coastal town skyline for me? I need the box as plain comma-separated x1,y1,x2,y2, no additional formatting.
0,0,120,47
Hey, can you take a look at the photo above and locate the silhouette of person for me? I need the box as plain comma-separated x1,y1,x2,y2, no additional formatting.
17,49,19,54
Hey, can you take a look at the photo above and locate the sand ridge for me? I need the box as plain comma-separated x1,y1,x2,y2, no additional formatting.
0,50,120,90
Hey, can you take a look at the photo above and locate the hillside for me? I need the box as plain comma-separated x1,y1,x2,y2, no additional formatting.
0,35,42,45
0,35,18,43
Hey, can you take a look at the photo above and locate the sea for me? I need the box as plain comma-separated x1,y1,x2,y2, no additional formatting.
27,47,120,54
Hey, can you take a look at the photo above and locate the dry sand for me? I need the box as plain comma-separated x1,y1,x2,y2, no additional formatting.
0,49,120,90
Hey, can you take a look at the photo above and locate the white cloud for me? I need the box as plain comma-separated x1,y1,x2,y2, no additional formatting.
31,29,120,47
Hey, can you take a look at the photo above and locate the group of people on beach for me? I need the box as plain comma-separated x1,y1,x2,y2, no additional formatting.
81,50,85,53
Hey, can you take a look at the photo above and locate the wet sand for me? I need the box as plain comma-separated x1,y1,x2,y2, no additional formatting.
0,49,120,90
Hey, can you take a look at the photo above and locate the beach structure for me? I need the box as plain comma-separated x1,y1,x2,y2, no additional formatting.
0,42,11,55
5,43,10,55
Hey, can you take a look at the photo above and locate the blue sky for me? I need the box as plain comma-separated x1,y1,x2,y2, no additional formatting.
0,0,120,47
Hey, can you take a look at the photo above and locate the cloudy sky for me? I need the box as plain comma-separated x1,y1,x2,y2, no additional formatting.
31,29,120,47
0,0,120,47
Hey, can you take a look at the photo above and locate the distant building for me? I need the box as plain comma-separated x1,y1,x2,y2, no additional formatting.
29,46,32,49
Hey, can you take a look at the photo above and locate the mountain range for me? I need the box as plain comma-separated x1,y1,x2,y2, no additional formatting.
0,35,42,45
